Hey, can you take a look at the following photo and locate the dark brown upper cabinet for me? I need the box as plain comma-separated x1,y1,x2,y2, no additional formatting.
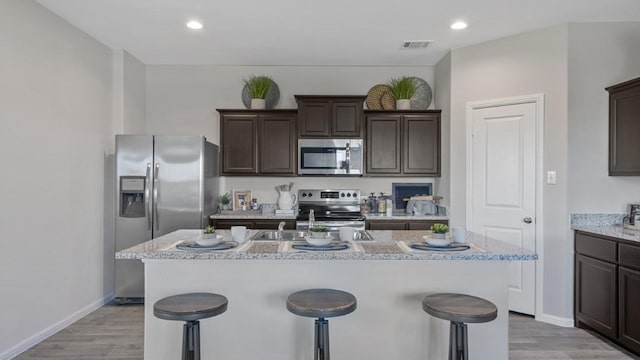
218,109,297,176
295,95,366,138
606,77,640,176
365,110,441,176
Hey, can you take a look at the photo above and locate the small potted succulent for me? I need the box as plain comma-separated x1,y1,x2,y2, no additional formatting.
202,225,216,239
309,225,329,239
218,192,231,211
430,223,449,239
388,76,418,110
243,75,273,109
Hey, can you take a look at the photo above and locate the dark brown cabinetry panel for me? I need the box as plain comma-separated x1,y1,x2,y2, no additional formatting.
296,95,365,138
211,219,295,230
575,254,618,339
366,219,448,230
298,101,330,137
365,110,441,176
367,221,406,230
221,114,258,174
212,220,255,229
259,114,297,174
366,115,402,174
619,266,640,353
606,77,640,176
218,109,297,176
404,114,440,175
574,231,640,356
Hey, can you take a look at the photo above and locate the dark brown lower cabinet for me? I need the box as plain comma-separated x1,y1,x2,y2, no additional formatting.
619,266,640,353
574,230,640,356
366,220,448,231
575,254,617,338
211,219,295,230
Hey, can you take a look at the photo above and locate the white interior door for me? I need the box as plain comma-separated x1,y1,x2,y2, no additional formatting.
469,101,537,315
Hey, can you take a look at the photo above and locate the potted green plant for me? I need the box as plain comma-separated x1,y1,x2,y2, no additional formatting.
309,225,328,239
388,76,418,110
219,192,231,211
202,225,216,239
243,75,273,109
430,223,449,239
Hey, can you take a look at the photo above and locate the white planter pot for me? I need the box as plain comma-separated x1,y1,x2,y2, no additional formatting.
251,98,266,109
432,233,446,239
396,99,411,110
202,232,217,239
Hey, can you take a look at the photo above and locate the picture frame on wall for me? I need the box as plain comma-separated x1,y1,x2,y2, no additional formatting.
232,189,252,211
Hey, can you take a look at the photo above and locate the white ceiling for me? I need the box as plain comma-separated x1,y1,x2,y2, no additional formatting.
35,0,640,66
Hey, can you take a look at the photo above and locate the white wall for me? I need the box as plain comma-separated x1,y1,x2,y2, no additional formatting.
0,0,114,357
449,26,571,320
567,22,640,213
145,65,442,203
434,52,452,208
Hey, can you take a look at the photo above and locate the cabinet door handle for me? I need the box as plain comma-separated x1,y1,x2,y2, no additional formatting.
154,163,159,231
523,217,533,224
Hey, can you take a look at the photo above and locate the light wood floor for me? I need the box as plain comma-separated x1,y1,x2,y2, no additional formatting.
13,303,639,359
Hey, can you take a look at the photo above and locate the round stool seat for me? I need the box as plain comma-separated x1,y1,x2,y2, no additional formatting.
154,292,228,322
287,289,357,318
422,293,497,324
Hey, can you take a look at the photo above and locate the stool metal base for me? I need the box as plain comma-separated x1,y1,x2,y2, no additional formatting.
314,318,330,360
182,320,201,360
448,321,469,360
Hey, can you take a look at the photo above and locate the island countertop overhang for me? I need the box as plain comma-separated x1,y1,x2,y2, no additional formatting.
116,229,537,261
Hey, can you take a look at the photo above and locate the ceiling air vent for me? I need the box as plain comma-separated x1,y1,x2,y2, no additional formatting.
401,40,431,49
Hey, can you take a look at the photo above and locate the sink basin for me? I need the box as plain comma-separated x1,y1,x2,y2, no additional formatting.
251,230,372,241
251,230,306,241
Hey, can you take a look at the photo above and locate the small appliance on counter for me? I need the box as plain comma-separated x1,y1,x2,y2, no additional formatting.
392,182,433,211
405,195,443,216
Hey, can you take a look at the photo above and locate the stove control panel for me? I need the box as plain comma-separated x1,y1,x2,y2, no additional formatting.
298,189,361,203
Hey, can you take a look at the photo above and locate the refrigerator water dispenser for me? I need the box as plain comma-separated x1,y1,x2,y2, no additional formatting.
120,176,146,217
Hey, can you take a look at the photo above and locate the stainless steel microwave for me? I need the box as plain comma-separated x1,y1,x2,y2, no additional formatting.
298,139,363,175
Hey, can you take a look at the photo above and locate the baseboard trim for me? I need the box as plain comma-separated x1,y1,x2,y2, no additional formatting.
536,313,575,328
0,293,113,360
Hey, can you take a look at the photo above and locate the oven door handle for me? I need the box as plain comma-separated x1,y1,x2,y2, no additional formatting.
345,142,350,174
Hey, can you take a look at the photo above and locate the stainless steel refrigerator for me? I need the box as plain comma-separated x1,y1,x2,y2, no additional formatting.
114,135,218,303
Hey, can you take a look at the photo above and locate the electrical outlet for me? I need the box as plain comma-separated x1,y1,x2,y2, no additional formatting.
546,171,557,185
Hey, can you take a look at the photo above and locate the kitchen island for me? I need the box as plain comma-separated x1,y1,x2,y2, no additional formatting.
117,229,536,360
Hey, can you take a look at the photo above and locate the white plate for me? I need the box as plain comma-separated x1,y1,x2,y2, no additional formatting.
195,234,223,246
422,235,452,247
304,235,334,247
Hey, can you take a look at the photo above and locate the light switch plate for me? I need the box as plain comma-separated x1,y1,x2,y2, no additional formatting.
546,171,557,184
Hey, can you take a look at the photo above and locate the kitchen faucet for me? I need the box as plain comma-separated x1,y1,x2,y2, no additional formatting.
277,221,286,239
307,209,315,237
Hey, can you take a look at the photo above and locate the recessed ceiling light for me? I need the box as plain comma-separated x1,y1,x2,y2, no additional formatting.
186,20,203,30
451,21,467,30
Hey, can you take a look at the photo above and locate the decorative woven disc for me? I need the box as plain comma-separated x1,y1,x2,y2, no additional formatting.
381,91,396,110
366,84,393,110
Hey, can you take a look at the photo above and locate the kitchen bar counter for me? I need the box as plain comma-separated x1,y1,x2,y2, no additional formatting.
209,213,448,221
121,229,535,360
210,213,297,220
116,229,535,261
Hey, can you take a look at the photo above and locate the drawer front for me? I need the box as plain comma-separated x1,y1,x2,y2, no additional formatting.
576,232,617,262
407,220,448,230
367,221,407,230
213,220,254,229
620,243,640,271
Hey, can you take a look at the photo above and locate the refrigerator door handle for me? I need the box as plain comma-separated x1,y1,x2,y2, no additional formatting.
146,163,152,230
154,163,159,231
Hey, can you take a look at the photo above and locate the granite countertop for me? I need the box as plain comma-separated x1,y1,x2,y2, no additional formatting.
116,229,537,261
570,213,640,243
572,224,640,243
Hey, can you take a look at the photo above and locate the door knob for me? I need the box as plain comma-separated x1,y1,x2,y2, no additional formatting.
523,217,533,224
